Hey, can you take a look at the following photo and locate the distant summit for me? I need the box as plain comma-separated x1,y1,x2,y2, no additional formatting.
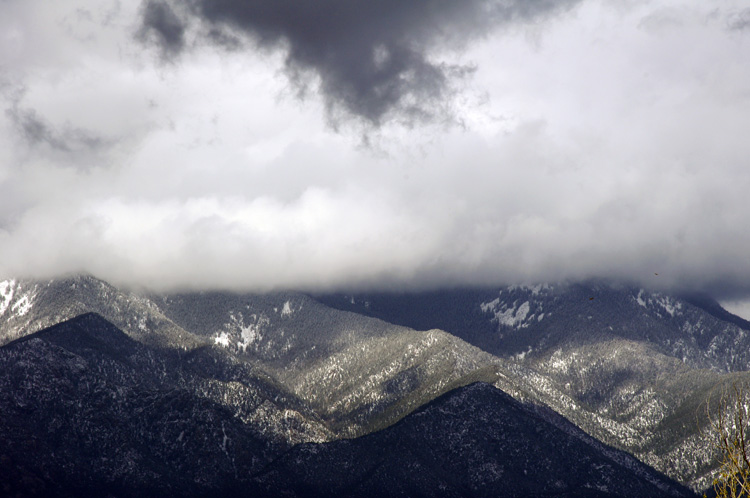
319,281,750,372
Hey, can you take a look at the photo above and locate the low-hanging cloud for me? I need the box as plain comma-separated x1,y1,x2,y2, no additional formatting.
3,0,750,302
137,0,581,125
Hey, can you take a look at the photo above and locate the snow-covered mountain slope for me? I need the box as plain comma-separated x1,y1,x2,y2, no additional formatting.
0,313,330,496
1,313,692,497
317,282,750,491
0,275,203,350
497,339,745,491
0,276,508,440
318,282,750,372
150,290,508,437
252,382,693,498
2,275,742,492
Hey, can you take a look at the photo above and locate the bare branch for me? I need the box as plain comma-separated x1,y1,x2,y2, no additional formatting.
708,381,750,498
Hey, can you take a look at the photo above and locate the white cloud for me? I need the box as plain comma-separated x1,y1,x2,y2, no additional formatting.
1,0,750,296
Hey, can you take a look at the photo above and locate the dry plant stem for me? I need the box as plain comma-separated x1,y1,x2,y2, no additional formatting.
709,382,750,498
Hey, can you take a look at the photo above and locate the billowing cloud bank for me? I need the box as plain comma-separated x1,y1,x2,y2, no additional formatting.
1,0,750,297
138,0,580,125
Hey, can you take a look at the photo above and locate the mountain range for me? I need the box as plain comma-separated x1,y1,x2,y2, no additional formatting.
0,275,746,496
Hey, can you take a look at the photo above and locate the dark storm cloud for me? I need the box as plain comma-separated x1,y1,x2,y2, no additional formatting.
137,0,187,59
138,0,580,125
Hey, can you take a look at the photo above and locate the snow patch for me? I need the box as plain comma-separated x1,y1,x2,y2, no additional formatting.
12,294,32,317
549,349,571,371
480,298,500,314
514,347,533,361
530,283,552,295
219,311,272,352
281,300,294,316
481,298,533,329
505,283,552,295
240,324,260,345
243,318,266,344
237,313,270,351
214,332,231,347
496,301,531,328
634,289,682,317
636,289,647,308
654,294,681,317
0,279,14,316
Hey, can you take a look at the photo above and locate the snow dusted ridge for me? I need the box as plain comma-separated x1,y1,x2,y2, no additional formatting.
0,279,36,318
504,283,554,296
482,284,687,334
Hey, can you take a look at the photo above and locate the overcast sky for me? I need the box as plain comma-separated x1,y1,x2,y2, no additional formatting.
1,0,750,298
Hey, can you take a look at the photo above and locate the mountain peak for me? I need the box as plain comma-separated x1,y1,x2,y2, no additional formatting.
3,312,142,361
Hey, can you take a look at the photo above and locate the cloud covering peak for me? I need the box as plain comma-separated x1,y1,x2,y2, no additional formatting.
1,0,750,298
